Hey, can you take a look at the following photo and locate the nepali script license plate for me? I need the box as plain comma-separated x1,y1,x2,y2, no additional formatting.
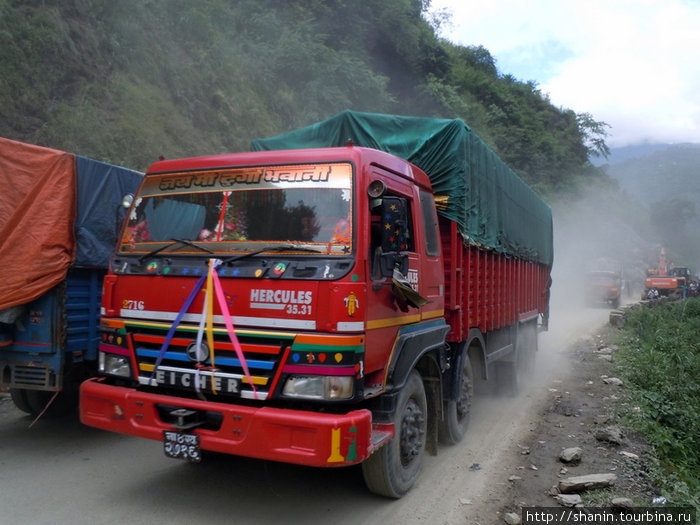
163,431,201,462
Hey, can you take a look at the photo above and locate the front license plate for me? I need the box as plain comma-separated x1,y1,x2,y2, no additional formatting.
163,431,201,462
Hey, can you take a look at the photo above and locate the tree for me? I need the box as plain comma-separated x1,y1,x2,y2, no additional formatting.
576,113,611,160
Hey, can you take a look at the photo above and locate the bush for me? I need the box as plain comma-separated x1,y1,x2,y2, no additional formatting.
615,298,700,508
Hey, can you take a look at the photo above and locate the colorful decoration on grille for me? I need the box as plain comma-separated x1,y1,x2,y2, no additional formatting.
149,258,258,399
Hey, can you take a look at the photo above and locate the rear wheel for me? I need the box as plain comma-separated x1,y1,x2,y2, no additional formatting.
518,321,538,380
9,388,74,417
438,347,473,445
362,370,427,498
9,388,33,414
497,322,537,396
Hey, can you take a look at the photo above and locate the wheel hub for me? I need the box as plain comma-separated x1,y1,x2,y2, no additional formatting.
400,399,425,464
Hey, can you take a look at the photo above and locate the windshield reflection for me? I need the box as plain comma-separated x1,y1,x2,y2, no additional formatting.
121,187,352,255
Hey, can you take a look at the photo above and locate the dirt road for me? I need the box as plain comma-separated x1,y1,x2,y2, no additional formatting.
0,298,612,525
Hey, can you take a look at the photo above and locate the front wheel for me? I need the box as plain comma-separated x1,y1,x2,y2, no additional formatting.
362,370,427,498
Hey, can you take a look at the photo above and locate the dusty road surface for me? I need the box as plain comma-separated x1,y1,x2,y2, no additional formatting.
0,297,612,525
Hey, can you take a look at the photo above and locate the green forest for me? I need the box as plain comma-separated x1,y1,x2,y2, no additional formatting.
0,0,610,197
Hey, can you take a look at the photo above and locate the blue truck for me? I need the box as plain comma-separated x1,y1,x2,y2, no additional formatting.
0,137,142,417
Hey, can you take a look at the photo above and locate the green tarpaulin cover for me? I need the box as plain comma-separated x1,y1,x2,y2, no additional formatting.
251,110,553,266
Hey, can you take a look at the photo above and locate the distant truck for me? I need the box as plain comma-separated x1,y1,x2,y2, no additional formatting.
0,137,142,416
585,258,624,308
79,111,552,497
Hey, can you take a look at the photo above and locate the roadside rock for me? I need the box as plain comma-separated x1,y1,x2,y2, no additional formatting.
609,310,625,327
553,493,583,507
595,426,624,445
504,512,521,525
611,497,635,509
602,376,624,386
498,324,657,520
594,414,611,425
558,473,617,493
559,447,583,464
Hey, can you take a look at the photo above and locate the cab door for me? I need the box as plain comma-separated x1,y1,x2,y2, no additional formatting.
363,171,421,375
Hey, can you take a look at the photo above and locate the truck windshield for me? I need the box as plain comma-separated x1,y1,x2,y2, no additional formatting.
120,162,353,255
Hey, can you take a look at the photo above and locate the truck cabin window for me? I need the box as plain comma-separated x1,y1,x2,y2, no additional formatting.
120,163,353,255
370,195,413,279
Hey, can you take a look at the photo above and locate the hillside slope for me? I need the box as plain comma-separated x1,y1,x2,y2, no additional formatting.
0,0,605,194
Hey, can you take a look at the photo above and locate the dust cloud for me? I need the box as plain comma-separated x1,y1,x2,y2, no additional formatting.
550,187,651,315
528,184,652,388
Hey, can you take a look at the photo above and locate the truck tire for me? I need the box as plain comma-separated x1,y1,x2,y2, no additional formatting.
362,370,427,498
519,321,538,380
9,388,74,418
438,349,473,445
497,322,537,396
9,388,33,414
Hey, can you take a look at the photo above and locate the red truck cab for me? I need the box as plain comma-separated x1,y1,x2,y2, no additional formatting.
81,146,450,495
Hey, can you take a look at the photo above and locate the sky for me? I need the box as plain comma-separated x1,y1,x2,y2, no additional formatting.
427,0,700,148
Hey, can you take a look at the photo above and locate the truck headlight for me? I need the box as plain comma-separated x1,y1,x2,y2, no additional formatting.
282,376,354,400
99,351,131,378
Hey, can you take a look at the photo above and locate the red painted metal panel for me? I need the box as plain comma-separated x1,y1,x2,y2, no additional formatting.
441,218,550,343
80,379,382,467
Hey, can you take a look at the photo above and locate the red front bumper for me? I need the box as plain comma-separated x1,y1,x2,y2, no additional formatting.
80,378,392,467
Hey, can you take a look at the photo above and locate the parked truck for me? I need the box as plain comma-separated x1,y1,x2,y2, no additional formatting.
79,111,552,497
0,137,142,416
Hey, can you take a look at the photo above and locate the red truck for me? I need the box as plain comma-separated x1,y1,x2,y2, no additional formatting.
585,258,624,308
80,111,552,497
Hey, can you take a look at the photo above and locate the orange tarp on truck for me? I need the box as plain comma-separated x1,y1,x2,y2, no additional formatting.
0,137,76,310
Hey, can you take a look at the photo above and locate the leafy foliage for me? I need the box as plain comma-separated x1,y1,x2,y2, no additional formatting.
0,0,608,196
615,299,700,507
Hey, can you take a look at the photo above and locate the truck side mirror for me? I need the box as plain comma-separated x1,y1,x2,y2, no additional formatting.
116,193,135,238
377,250,408,278
121,193,135,209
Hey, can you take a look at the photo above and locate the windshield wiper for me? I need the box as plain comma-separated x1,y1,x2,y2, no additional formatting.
171,238,215,254
138,238,214,263
220,244,324,265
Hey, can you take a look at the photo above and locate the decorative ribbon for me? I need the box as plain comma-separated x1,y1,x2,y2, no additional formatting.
205,259,216,393
193,286,208,395
211,264,258,400
149,273,207,385
149,259,258,400
215,191,230,241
